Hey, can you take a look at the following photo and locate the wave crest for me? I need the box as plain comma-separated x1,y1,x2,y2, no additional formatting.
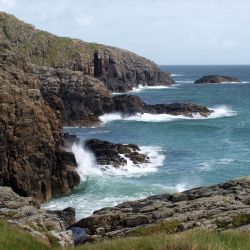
99,105,236,124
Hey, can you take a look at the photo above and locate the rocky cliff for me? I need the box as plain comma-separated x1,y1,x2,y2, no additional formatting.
0,43,80,202
0,12,174,93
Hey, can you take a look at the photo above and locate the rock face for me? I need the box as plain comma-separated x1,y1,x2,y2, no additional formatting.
195,75,241,84
31,65,112,126
109,95,212,117
0,186,76,247
73,176,250,239
85,139,150,168
0,43,80,202
0,12,174,93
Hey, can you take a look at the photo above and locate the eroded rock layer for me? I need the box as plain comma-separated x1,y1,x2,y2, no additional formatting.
73,176,250,239
195,75,241,84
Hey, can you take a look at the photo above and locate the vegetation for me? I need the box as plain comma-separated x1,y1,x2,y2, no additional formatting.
0,220,49,250
2,219,250,250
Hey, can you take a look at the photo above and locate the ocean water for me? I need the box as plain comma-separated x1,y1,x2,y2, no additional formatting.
43,65,250,220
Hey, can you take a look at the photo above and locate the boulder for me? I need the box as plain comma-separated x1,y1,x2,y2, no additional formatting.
195,75,241,84
85,139,150,168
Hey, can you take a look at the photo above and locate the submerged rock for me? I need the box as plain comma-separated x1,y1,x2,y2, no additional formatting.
73,176,250,239
85,139,150,168
195,75,241,84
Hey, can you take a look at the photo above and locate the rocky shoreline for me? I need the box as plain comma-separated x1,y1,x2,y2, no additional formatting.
0,11,248,248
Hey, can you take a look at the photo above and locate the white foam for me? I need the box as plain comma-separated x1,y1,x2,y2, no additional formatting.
99,105,237,124
71,144,102,179
170,73,184,77
176,80,194,84
129,84,175,93
71,144,165,180
102,146,165,177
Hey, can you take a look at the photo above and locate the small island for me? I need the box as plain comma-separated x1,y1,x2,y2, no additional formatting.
195,75,241,84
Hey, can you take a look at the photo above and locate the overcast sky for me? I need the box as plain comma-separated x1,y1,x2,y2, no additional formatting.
1,0,249,65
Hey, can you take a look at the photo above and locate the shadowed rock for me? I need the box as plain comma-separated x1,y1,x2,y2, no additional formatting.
85,139,150,168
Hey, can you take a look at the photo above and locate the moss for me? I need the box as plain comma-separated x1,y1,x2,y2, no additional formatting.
232,214,250,227
128,220,182,237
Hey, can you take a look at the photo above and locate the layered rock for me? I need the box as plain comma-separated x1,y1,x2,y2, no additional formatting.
0,43,80,202
31,65,112,126
0,186,76,247
73,176,250,239
85,139,150,168
0,12,174,93
109,95,212,117
195,75,241,84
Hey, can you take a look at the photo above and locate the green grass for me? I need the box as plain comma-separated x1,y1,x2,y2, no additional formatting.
76,231,250,250
0,220,50,250
2,219,250,250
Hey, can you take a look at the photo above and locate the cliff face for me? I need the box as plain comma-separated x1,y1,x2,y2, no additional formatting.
0,12,174,92
30,65,112,127
0,43,80,202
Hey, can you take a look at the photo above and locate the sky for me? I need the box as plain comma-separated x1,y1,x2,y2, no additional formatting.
0,0,249,65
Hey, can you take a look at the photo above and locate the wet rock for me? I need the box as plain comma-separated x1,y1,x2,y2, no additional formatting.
195,75,241,84
85,139,150,168
73,176,250,238
109,95,212,117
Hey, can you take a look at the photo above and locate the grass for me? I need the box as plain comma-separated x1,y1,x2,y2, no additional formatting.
1,219,250,250
0,220,49,250
77,231,250,250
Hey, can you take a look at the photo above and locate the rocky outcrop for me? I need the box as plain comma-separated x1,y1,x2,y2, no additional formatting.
0,43,80,202
0,186,76,247
0,12,174,93
31,65,112,126
195,75,241,84
109,95,212,117
73,176,250,239
85,139,150,168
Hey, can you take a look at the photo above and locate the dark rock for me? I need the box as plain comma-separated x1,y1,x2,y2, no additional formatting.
0,42,80,202
108,95,212,118
63,133,80,148
70,227,87,245
85,139,150,168
195,75,241,84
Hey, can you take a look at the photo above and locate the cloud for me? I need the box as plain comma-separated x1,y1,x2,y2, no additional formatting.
0,0,16,9
76,16,94,27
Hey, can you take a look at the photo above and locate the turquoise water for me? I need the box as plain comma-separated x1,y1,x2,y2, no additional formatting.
44,65,250,219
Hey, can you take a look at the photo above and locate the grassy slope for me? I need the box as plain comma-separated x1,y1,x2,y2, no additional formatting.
0,221,49,250
1,220,250,250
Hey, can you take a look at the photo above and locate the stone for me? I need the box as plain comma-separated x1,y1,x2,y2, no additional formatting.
195,75,241,84
73,176,250,239
85,139,150,168
0,186,75,247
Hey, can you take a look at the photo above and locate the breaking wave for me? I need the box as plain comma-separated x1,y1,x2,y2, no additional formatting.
99,105,237,124
71,144,165,179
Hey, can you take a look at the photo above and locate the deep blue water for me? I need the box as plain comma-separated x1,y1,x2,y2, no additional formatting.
44,65,250,219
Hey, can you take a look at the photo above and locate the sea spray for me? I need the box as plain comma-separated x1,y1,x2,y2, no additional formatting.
99,105,237,124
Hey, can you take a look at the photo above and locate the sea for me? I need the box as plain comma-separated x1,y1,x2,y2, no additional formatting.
43,65,250,220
